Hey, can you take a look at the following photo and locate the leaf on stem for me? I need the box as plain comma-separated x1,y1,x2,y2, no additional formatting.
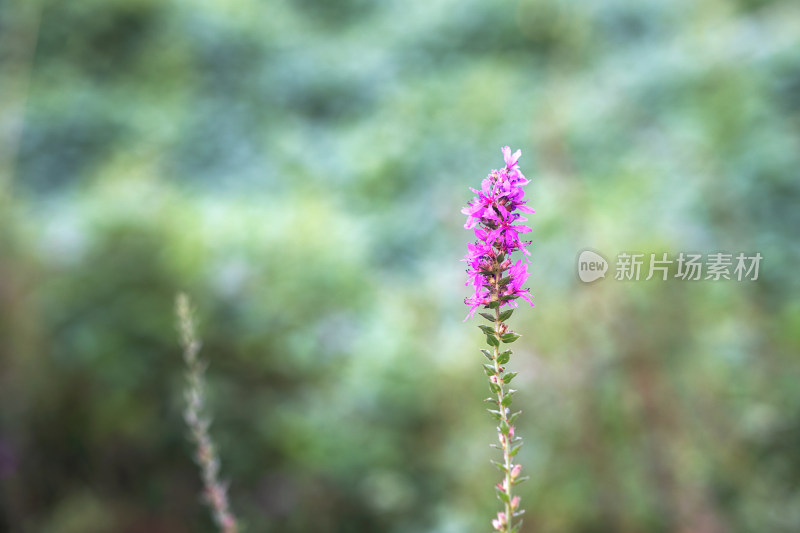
509,443,523,457
495,487,510,503
490,460,508,472
479,325,496,336
500,333,521,343
497,350,511,364
502,372,518,384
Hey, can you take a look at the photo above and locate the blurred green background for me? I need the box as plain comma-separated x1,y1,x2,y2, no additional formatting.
1,0,800,532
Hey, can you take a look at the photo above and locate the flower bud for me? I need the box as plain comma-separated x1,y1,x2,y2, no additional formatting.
491,511,507,530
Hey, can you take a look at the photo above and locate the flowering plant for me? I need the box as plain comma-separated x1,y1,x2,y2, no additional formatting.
462,147,534,533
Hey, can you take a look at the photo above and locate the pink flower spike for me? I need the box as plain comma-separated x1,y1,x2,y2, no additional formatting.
461,145,533,531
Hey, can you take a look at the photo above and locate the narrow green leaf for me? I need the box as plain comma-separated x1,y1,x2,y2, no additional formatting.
512,476,530,485
487,409,502,420
501,333,521,344
500,419,510,434
501,395,513,407
487,301,500,309
480,349,492,361
497,350,511,364
508,410,522,424
498,309,514,321
503,372,518,384
509,443,523,457
479,325,495,335
490,460,508,472
479,312,496,322
489,382,501,394
495,487,510,503
486,335,500,347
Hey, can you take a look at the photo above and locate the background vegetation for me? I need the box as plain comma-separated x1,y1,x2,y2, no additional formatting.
1,0,800,532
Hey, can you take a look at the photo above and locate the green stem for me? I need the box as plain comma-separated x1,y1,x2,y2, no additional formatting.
492,260,513,533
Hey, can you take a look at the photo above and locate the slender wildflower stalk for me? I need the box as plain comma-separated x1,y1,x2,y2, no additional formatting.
176,293,239,533
462,147,534,533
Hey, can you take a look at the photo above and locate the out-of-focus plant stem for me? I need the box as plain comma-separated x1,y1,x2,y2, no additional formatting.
176,293,238,533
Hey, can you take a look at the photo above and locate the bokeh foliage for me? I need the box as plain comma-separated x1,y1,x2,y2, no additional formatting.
1,0,800,532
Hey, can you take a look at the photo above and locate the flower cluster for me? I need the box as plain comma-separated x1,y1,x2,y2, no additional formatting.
462,146,534,320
